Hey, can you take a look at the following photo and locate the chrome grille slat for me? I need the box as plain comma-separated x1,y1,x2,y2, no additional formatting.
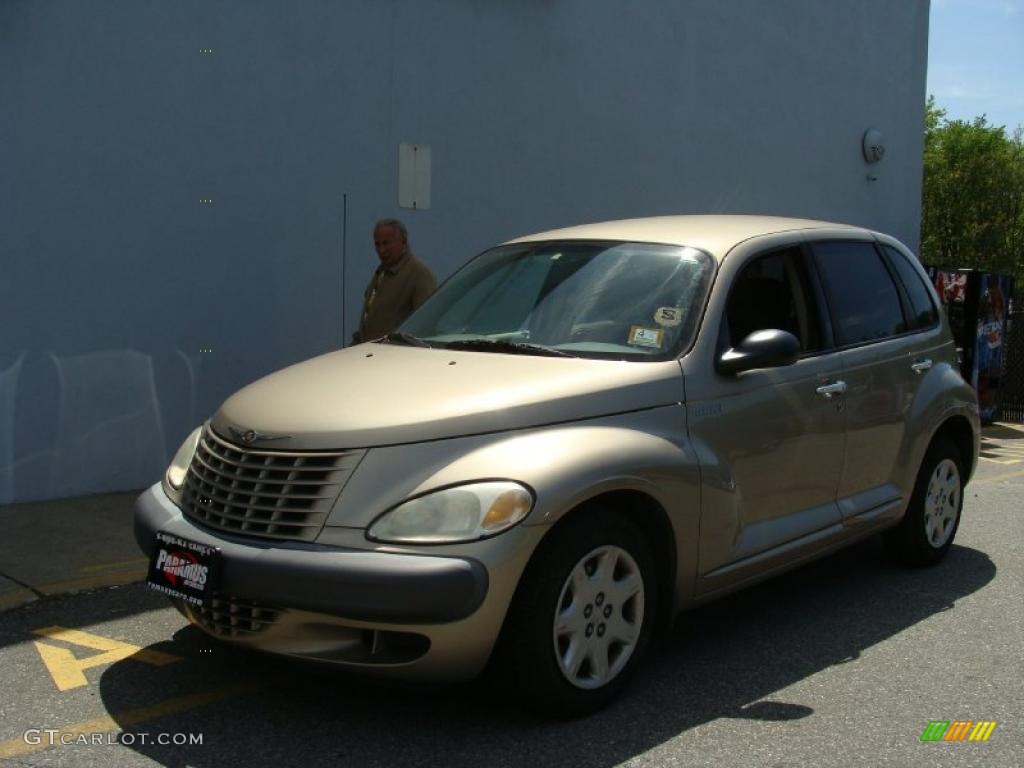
193,450,343,474
179,425,362,542
186,467,335,502
182,502,322,528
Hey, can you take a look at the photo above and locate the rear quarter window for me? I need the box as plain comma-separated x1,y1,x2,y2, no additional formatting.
812,241,906,346
881,244,939,330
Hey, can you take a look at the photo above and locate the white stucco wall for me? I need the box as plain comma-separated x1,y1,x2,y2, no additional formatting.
0,0,930,502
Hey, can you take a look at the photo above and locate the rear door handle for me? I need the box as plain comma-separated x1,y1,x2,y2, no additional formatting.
911,358,933,375
815,380,847,399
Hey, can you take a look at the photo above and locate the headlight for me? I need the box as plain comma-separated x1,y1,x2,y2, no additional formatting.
165,426,203,491
367,481,534,544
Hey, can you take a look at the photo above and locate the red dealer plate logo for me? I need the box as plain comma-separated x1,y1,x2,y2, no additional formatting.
146,531,221,607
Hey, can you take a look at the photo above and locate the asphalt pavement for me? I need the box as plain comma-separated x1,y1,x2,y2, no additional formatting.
0,488,147,613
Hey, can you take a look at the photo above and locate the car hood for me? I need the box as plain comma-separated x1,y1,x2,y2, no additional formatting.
212,343,683,450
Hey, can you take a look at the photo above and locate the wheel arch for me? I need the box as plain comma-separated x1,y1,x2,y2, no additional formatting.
488,488,677,715
530,489,678,639
931,415,978,484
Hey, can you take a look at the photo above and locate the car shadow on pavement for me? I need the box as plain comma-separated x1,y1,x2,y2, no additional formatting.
982,423,1024,441
96,537,997,768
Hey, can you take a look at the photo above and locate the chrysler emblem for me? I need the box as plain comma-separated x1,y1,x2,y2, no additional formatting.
226,425,291,444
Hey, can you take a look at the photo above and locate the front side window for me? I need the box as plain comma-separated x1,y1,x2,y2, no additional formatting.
726,247,821,352
399,241,715,360
812,241,906,345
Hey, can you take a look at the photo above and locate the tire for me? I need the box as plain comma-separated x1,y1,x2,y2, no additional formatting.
496,509,657,718
886,437,964,566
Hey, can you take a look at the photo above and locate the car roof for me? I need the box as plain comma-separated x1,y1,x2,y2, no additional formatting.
506,214,869,260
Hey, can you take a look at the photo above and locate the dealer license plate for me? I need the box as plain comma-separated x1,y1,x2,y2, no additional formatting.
146,531,221,607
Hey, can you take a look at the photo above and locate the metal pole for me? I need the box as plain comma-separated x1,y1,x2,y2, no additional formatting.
341,192,348,346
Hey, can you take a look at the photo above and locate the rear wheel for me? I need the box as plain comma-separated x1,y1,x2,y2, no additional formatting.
886,437,964,566
497,509,656,717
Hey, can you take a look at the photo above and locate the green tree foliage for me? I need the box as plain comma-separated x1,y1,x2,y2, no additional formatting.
921,96,1024,283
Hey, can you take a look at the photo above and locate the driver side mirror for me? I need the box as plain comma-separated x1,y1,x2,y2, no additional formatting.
716,329,800,375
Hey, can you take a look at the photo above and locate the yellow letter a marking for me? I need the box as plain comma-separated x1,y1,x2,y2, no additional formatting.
32,626,181,691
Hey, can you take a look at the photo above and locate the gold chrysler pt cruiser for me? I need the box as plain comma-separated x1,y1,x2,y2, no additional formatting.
136,215,980,716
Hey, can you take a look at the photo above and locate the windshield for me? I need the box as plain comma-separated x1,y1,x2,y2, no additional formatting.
397,240,715,360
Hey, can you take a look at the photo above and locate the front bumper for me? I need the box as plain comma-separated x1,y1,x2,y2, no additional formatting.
135,483,488,623
134,483,546,680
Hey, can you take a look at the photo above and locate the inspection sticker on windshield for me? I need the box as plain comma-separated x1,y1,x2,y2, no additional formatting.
654,307,683,327
628,326,664,348
146,531,221,607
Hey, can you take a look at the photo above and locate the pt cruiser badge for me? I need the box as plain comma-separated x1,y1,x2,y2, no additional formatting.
224,425,290,444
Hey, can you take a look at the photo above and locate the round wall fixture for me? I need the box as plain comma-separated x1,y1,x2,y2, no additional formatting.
863,128,886,163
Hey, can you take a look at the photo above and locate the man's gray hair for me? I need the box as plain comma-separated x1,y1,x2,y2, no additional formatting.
374,218,408,242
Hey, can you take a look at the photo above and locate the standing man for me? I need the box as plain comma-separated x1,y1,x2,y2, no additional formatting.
352,218,437,344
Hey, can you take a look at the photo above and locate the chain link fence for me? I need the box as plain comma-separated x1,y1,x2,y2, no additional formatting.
1002,310,1024,423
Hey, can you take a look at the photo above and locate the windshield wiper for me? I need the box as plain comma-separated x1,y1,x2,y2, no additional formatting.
380,332,433,348
439,338,575,358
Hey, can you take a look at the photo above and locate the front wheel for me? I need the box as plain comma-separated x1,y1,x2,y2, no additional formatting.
496,510,656,718
886,437,964,566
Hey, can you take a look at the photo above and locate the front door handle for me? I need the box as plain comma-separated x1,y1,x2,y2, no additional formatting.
911,358,933,375
815,380,847,399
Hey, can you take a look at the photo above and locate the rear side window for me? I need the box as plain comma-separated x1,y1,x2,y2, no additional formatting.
882,245,939,330
812,241,905,345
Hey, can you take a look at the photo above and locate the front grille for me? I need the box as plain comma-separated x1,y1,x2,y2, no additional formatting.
190,595,281,637
180,426,363,542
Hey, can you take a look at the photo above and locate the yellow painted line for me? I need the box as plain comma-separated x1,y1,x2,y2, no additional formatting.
79,558,148,574
36,568,148,596
977,456,1021,465
974,468,1024,484
32,626,181,691
0,587,38,610
0,680,266,758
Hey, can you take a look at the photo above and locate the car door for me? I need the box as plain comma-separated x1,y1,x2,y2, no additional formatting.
808,238,939,524
686,243,847,594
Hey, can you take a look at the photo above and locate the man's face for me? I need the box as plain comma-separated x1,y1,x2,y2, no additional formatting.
374,225,406,267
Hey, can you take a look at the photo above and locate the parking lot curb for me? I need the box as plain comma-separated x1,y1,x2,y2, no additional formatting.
0,580,39,612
